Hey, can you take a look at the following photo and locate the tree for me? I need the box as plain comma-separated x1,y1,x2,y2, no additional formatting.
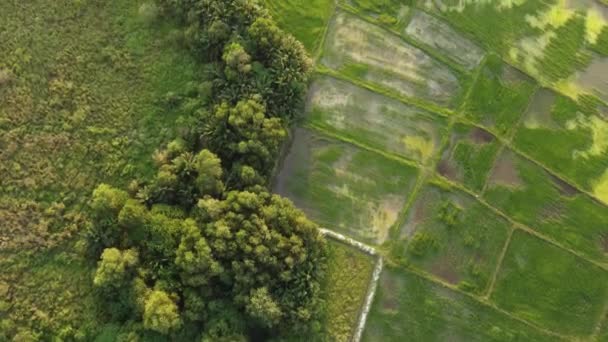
222,42,252,80
93,248,139,288
246,287,282,327
143,290,181,334
174,219,221,286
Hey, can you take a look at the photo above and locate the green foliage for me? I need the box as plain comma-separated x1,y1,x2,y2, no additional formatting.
408,232,438,257
246,287,283,327
143,290,182,334
94,248,139,288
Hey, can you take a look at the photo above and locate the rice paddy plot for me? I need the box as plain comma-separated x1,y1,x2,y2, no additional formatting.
363,266,559,342
573,54,608,103
464,55,537,136
483,148,608,265
404,10,485,70
512,89,608,204
321,10,464,108
399,182,511,294
306,76,448,164
340,0,413,30
490,230,608,337
273,128,418,245
263,0,335,53
320,239,376,342
436,123,500,192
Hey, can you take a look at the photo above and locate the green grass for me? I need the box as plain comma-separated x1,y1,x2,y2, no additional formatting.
484,149,608,264
463,54,537,136
0,0,202,338
307,76,448,165
437,123,501,192
400,182,511,294
363,266,560,341
264,0,335,53
273,128,419,245
339,0,413,31
513,90,608,199
491,230,608,337
319,240,375,342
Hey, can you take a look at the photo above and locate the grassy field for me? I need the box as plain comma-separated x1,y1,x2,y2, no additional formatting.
437,123,501,192
273,129,419,245
491,230,608,337
399,182,511,294
363,266,560,342
0,0,201,338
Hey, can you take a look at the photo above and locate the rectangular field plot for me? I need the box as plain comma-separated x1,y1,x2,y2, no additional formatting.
464,55,536,136
319,239,376,342
491,230,608,337
307,76,448,164
321,10,464,109
399,183,510,294
273,129,418,244
363,266,559,342
513,89,608,205
340,0,412,30
404,10,485,70
436,123,501,192
483,149,608,264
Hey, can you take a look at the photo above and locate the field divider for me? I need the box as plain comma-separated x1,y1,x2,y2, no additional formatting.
483,226,515,300
304,123,424,170
314,66,455,119
434,173,608,272
318,228,383,342
396,264,571,341
312,0,338,64
591,291,608,340
336,4,469,77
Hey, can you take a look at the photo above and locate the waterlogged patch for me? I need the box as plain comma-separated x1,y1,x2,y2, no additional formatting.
574,56,608,102
522,88,558,129
566,113,608,159
593,169,608,204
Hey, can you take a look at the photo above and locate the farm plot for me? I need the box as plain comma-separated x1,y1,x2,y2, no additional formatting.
513,89,608,204
490,230,608,337
339,0,412,30
306,76,448,164
319,239,376,342
404,10,485,70
483,148,608,264
363,266,560,342
399,182,511,294
463,55,537,136
436,123,501,192
273,128,418,245
320,10,465,109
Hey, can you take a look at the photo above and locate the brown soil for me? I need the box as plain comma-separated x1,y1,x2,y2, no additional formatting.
380,273,400,311
502,64,533,85
431,257,460,284
437,158,458,180
549,174,579,197
599,233,608,253
539,201,565,222
468,127,494,144
488,151,523,188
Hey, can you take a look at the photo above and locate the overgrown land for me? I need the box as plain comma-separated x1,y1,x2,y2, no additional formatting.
0,0,338,340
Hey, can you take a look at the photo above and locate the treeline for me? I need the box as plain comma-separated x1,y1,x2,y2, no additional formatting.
85,1,327,340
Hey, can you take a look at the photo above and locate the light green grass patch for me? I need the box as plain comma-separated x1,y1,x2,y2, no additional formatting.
321,10,464,108
484,148,608,264
363,266,560,342
264,0,335,53
491,230,608,337
437,123,500,192
320,240,375,342
340,0,413,30
463,55,537,136
307,76,448,164
273,129,418,245
400,183,511,294
405,10,485,70
513,90,608,195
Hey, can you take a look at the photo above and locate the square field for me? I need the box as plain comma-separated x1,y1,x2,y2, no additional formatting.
436,123,501,192
400,182,511,294
490,230,608,337
273,128,418,244
321,10,465,109
483,148,608,264
363,266,558,342
307,76,448,165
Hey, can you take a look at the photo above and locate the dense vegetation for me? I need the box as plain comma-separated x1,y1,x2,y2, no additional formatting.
80,0,330,340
